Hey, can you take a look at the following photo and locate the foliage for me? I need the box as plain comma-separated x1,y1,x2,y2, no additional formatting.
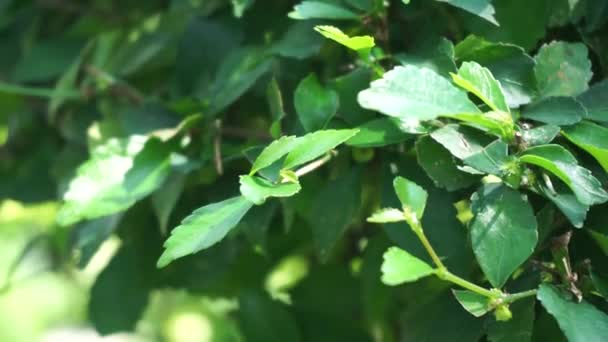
2,0,608,341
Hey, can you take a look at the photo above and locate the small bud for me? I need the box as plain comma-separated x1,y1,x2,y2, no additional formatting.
494,304,512,322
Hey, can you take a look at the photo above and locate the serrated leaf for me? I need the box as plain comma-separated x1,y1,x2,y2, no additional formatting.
416,135,478,191
452,290,491,317
358,65,480,121
435,0,498,25
239,175,302,205
367,208,406,223
57,136,171,226
520,145,608,205
534,42,592,98
470,184,538,288
346,118,412,147
250,135,299,175
294,73,339,132
463,140,511,176
314,25,375,51
577,80,608,123
282,129,359,169
521,97,586,125
381,247,435,285
451,61,509,113
537,284,608,342
393,176,428,220
157,196,254,267
430,124,491,160
562,121,608,172
288,1,359,20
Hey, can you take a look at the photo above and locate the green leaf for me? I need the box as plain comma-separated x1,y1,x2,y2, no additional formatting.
358,65,480,121
520,145,608,205
157,196,254,267
272,22,324,60
381,247,435,285
537,284,608,342
577,80,608,123
435,0,498,25
562,121,608,172
454,35,536,107
521,125,560,147
521,97,586,125
452,290,491,317
416,135,478,191
56,137,171,226
451,61,509,113
487,298,536,342
250,135,299,175
430,124,490,160
534,42,593,98
367,208,406,223
393,176,428,220
314,25,375,51
470,184,538,288
151,172,186,235
282,129,359,169
308,168,361,260
231,0,254,17
447,111,515,140
463,140,511,176
294,73,339,132
239,175,302,205
288,1,359,20
538,184,589,229
238,290,302,342
346,118,412,147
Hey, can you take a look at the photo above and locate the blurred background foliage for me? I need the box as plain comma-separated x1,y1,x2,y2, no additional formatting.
0,0,607,341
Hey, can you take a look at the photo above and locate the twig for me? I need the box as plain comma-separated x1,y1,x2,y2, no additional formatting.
214,119,224,175
294,152,335,178
83,65,144,105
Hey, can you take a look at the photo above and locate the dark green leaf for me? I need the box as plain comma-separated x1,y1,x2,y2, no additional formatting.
537,284,608,342
534,42,592,98
487,298,535,342
521,97,586,125
436,0,497,25
470,184,538,288
294,73,339,132
521,125,560,147
577,80,608,123
346,118,412,147
430,124,491,160
562,121,608,172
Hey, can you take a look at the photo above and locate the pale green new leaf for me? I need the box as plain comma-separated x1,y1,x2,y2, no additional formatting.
562,121,608,172
367,208,406,223
239,175,302,205
470,184,538,288
358,65,480,121
538,284,608,342
57,136,171,226
282,129,359,169
520,145,608,205
314,25,375,51
288,1,359,20
451,61,509,113
250,135,299,175
393,176,428,220
381,247,435,285
453,290,491,317
158,196,254,267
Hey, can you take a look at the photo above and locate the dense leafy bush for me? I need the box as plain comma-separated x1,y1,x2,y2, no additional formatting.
2,0,608,340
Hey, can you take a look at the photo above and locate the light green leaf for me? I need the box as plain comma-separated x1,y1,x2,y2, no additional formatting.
57,137,171,226
562,121,608,172
367,208,406,223
416,135,478,191
288,1,359,20
250,135,299,175
447,111,515,140
577,80,608,123
346,118,412,147
358,65,480,121
231,0,254,17
393,176,428,220
470,184,538,288
314,25,375,51
294,73,339,132
239,175,302,205
537,284,608,342
520,145,608,205
283,129,359,169
452,290,491,317
435,0,497,25
521,97,586,125
381,247,435,285
451,61,509,113
158,196,254,267
534,42,592,98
